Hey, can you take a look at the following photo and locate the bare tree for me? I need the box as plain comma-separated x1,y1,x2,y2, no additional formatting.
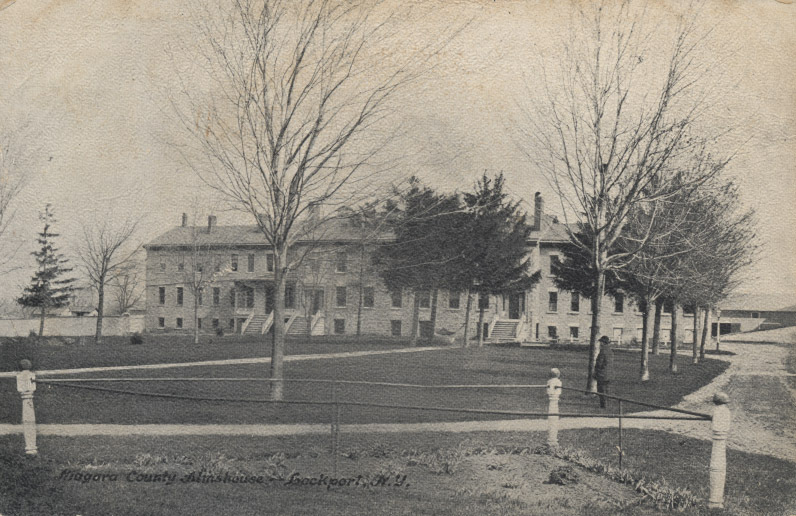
77,217,140,344
0,134,28,271
111,260,145,315
519,1,728,391
172,0,443,399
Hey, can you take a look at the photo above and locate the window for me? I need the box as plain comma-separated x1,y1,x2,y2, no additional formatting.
570,294,580,313
229,288,236,307
197,318,202,330
309,256,320,273
548,291,558,313
214,262,220,273
266,254,274,272
198,289,203,306
336,286,347,307
244,288,254,309
614,293,624,314
229,319,235,330
159,287,166,305
177,261,184,272
334,318,345,334
158,317,165,328
176,317,183,329
213,287,220,306
159,262,166,271
569,326,579,341
231,254,238,272
335,251,347,273
613,327,624,344
197,264,203,273
478,293,489,310
418,290,430,309
448,291,460,310
363,287,374,308
212,318,219,329
548,325,558,340
177,287,184,306
550,255,561,275
390,320,402,336
663,299,673,314
247,254,254,272
285,283,295,309
751,312,760,319
419,321,432,339
390,289,402,308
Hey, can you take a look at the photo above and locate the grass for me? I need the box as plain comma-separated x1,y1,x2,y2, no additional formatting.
1,429,792,516
0,334,417,372
0,346,728,425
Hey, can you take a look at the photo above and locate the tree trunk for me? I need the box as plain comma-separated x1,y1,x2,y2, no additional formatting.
356,282,363,338
640,295,651,381
477,305,485,348
462,289,472,348
39,307,46,337
356,244,365,339
409,291,420,346
193,293,200,345
700,307,710,360
428,289,439,342
670,302,680,373
586,270,605,392
690,304,699,364
692,306,701,364
95,278,105,345
270,246,287,401
652,298,663,355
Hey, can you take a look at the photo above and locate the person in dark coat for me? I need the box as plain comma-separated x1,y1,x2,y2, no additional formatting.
595,335,613,409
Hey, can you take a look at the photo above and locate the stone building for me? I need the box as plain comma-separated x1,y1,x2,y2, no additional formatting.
144,195,687,344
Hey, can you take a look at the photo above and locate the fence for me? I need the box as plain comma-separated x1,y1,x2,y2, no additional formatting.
0,315,145,337
9,364,731,510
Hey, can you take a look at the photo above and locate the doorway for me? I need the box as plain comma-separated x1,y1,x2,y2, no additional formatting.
508,292,524,320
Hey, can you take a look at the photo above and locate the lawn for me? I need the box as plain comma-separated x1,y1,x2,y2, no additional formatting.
0,334,415,372
0,346,728,425
1,429,793,516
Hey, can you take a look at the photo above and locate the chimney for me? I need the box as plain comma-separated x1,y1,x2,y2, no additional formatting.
181,213,188,227
533,192,544,231
207,215,217,233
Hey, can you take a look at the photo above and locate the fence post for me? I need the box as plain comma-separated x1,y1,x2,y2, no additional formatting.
16,360,37,456
546,368,562,448
708,392,731,509
331,379,340,477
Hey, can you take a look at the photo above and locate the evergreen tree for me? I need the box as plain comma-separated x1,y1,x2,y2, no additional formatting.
373,177,463,345
460,174,540,347
18,204,77,336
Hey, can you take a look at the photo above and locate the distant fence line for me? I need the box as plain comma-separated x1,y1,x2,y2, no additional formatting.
0,315,145,337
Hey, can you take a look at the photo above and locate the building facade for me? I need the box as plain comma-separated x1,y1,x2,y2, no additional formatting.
144,195,690,344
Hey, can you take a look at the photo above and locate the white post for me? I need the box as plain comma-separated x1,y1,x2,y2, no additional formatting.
546,368,562,448
708,392,731,509
16,360,37,456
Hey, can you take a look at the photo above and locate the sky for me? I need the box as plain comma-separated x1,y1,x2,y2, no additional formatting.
0,0,793,302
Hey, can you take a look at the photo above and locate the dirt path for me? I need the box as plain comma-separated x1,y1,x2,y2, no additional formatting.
0,345,444,378
628,341,796,461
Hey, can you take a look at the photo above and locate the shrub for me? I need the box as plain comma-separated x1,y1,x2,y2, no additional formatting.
130,333,144,345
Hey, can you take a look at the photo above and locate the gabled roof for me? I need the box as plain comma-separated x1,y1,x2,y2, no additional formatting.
719,293,796,313
528,214,572,244
145,218,392,248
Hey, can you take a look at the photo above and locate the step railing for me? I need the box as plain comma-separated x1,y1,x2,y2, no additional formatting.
240,312,255,334
261,312,274,334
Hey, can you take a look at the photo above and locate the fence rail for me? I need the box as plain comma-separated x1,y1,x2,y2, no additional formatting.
8,364,732,509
